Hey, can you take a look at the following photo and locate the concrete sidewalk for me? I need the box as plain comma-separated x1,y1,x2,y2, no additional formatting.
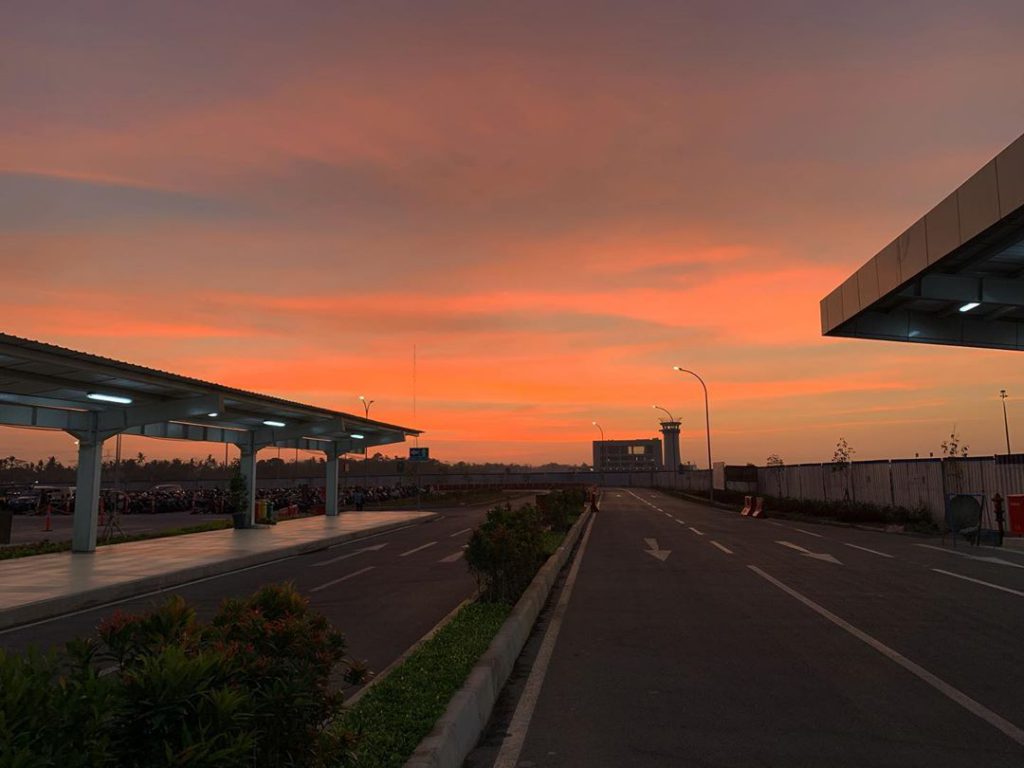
0,511,436,632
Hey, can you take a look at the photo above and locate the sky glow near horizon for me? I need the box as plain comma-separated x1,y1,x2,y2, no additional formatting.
4,1,1024,467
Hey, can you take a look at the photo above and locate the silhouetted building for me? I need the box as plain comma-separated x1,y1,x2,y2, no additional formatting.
593,439,663,471
659,420,681,471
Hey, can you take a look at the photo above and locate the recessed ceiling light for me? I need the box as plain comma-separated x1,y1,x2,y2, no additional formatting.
350,433,365,439
959,302,980,313
263,420,286,427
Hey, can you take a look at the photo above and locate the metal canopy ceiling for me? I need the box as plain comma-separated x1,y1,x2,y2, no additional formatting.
821,132,1024,350
0,332,420,452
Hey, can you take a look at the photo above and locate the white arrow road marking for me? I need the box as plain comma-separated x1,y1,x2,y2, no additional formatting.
915,543,1024,569
449,527,473,537
399,541,438,557
644,537,671,561
689,527,705,536
842,542,893,559
439,551,464,563
310,566,375,592
711,541,733,555
777,540,842,564
932,569,1024,596
312,542,388,567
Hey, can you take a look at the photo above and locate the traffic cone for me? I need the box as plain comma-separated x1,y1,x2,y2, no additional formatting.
741,496,752,516
43,504,52,532
751,497,766,519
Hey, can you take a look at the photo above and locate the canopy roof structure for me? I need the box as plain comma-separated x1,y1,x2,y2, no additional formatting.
821,132,1024,350
0,332,419,451
0,332,422,552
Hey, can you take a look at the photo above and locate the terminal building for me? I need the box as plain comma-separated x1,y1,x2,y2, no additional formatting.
593,421,683,472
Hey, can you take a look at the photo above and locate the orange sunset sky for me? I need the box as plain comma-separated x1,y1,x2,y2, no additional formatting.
4,1,1024,468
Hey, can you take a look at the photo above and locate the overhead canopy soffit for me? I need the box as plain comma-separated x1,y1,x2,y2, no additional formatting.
0,333,420,451
821,132,1024,351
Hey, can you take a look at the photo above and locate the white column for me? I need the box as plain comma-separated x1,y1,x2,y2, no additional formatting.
239,444,258,527
72,432,106,553
325,444,340,517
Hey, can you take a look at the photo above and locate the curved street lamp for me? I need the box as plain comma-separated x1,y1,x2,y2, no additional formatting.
652,404,676,423
358,395,374,419
672,366,714,503
592,421,605,473
591,420,605,441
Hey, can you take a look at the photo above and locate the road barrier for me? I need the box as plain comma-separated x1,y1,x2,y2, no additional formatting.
751,497,766,519
740,496,752,516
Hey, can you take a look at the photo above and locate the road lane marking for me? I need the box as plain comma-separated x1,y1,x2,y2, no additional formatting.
689,527,705,536
493,516,596,768
643,537,671,561
312,542,388,566
449,527,473,537
932,569,1024,597
842,542,893,559
776,541,841,565
675,519,687,525
792,527,824,538
310,566,375,593
664,512,672,518
748,565,1024,747
711,541,733,555
439,551,464,563
399,541,438,557
915,543,1024,569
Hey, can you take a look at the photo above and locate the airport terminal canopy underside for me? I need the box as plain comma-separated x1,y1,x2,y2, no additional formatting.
822,132,1024,350
0,332,420,551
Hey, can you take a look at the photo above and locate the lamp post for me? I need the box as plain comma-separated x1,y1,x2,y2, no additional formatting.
1001,389,1012,454
592,421,605,472
652,405,675,423
359,395,374,419
672,366,713,503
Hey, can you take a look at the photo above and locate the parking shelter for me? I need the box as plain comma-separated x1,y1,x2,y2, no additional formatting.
0,333,420,552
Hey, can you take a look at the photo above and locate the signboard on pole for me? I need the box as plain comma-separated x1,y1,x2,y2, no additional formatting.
409,447,430,461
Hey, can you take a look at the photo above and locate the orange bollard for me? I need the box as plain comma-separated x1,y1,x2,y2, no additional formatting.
741,496,752,516
751,497,766,519
43,503,52,532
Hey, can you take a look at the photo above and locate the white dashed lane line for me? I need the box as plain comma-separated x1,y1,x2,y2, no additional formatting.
439,551,464,564
711,541,733,555
310,566,375,593
399,541,438,557
842,542,893,559
792,527,824,538
449,528,473,537
689,527,705,536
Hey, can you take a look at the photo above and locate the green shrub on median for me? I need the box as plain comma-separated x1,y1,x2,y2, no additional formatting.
465,504,544,603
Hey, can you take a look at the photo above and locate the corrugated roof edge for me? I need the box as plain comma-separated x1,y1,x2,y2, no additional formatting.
0,331,421,436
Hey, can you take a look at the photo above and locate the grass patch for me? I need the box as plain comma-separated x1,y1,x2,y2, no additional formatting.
339,602,511,768
0,519,233,560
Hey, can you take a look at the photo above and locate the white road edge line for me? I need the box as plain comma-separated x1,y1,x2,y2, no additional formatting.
309,566,375,593
689,527,705,536
492,515,597,768
748,564,1024,747
932,568,1024,597
399,541,438,557
711,541,733,555
449,528,473,538
842,542,893,559
438,551,464,563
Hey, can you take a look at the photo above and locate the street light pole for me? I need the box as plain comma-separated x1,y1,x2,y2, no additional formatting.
652,405,675,422
673,366,713,504
359,395,374,419
1001,389,1012,454
592,421,605,471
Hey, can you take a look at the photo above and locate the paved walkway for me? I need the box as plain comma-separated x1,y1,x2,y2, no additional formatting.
0,510,435,631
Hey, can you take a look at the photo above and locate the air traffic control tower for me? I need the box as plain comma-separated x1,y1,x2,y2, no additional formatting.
660,420,681,471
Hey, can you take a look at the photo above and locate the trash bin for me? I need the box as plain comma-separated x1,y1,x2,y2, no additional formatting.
0,509,12,544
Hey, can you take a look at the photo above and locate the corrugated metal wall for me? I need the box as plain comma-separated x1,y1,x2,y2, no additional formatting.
851,461,893,507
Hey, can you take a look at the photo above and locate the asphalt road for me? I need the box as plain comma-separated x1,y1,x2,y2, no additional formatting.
0,496,530,693
470,488,1024,768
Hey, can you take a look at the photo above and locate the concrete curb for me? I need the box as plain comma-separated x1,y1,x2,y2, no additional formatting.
404,507,592,768
0,514,438,632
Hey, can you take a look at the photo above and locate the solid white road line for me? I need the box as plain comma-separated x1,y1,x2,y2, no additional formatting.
915,543,1024,569
309,566,375,593
842,542,893,559
449,527,473,538
689,527,705,536
711,541,733,555
493,515,596,768
748,565,1024,747
439,551,464,563
399,541,438,557
792,527,824,538
312,542,388,567
932,568,1024,597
